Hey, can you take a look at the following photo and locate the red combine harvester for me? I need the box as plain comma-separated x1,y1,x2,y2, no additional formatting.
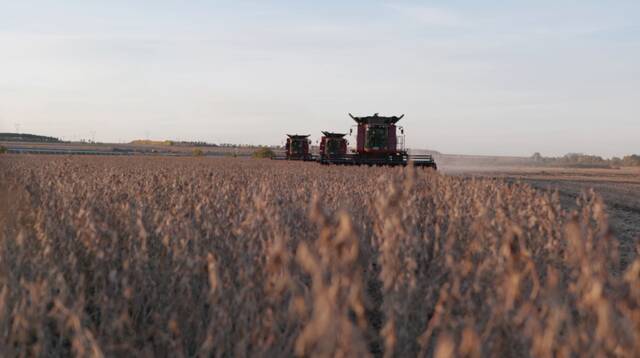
319,132,348,163
320,113,437,168
277,134,313,161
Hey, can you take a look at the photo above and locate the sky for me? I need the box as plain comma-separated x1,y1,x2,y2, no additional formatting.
0,0,638,157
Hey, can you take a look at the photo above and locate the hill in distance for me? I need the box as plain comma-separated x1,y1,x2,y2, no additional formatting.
0,133,61,143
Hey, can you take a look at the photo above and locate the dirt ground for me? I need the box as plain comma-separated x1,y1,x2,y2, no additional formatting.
443,165,640,267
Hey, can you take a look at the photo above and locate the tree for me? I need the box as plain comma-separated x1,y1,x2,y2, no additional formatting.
531,152,543,162
622,155,640,167
192,148,204,156
252,147,275,159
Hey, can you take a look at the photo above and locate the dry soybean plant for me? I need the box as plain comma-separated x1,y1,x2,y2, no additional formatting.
0,155,638,357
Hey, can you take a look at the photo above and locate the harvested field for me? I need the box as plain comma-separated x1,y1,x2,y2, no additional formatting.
1,155,640,356
444,165,640,268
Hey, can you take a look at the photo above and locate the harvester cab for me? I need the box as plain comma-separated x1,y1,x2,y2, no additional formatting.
319,132,348,163
284,134,312,160
349,113,404,155
348,113,437,168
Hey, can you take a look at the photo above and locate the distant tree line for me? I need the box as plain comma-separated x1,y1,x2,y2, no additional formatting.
531,152,640,168
130,140,176,146
218,143,280,149
0,133,61,143
613,154,640,167
130,139,279,149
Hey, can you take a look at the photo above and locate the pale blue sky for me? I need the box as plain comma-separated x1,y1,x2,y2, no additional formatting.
1,0,638,156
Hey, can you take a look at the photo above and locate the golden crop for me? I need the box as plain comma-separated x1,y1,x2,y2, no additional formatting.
0,156,638,357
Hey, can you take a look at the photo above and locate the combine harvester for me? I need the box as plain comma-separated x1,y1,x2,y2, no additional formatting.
273,113,437,169
318,131,348,162
319,113,437,169
272,134,314,161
